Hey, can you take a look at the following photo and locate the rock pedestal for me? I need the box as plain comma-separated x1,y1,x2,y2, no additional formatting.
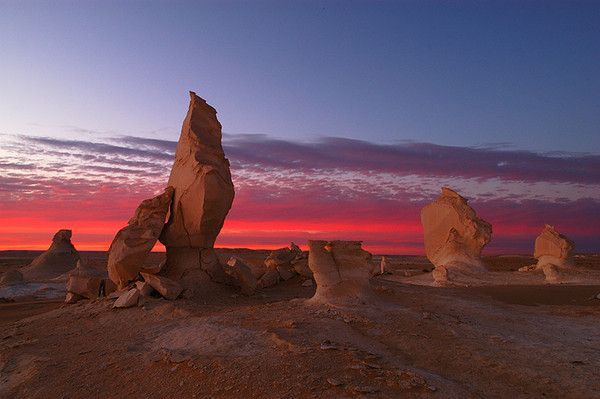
420,188,492,283
107,187,174,288
307,240,373,305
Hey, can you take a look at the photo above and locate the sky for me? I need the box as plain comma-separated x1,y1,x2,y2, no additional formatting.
0,1,599,254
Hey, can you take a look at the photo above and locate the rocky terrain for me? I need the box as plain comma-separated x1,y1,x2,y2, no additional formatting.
1,250,600,399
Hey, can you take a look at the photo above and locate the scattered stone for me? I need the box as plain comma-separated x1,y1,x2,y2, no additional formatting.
420,187,492,283
257,268,280,289
308,240,373,305
141,260,165,275
64,292,83,304
353,385,379,394
107,187,174,289
320,340,339,350
113,288,140,308
291,258,313,278
277,264,296,281
302,279,314,287
135,281,155,297
327,377,343,386
141,272,183,300
66,261,105,300
224,257,257,296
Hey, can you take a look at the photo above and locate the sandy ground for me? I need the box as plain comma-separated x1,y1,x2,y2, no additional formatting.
1,251,600,398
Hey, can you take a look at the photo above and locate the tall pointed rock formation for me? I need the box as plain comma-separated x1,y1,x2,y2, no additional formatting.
158,92,235,290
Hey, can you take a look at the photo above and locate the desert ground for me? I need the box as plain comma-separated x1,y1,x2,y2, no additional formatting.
1,250,599,399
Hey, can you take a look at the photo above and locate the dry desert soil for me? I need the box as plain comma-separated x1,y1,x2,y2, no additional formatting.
1,250,599,399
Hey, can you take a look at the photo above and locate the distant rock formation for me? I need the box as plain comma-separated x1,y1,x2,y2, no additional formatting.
420,188,492,284
107,187,174,288
534,225,575,268
21,229,80,280
518,225,575,280
307,240,373,305
158,92,235,293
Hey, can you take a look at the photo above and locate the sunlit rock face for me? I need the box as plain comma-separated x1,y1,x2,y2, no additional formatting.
159,91,235,248
157,92,235,293
307,240,373,305
21,229,80,279
107,187,174,289
420,187,492,281
533,225,575,268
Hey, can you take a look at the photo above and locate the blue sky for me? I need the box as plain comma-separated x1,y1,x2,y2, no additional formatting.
1,0,599,152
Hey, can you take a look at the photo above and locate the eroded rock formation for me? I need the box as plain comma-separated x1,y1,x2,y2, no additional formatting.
534,225,575,268
420,188,492,283
107,187,174,288
158,92,235,292
519,225,575,279
307,240,373,305
21,229,80,280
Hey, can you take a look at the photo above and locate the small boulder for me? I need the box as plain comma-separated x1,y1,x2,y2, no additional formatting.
66,261,105,299
113,288,140,308
135,281,155,297
64,292,83,304
141,272,183,300
291,258,313,278
224,257,258,296
257,268,280,289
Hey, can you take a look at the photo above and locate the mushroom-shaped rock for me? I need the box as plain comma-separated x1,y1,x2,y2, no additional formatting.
534,225,575,269
20,229,80,280
420,188,492,282
107,187,174,289
307,240,373,305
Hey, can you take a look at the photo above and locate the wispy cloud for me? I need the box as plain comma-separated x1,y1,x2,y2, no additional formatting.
1,132,598,253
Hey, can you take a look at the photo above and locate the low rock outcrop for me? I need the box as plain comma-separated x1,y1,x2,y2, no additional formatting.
107,187,174,289
307,240,373,305
420,188,492,284
21,230,80,280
